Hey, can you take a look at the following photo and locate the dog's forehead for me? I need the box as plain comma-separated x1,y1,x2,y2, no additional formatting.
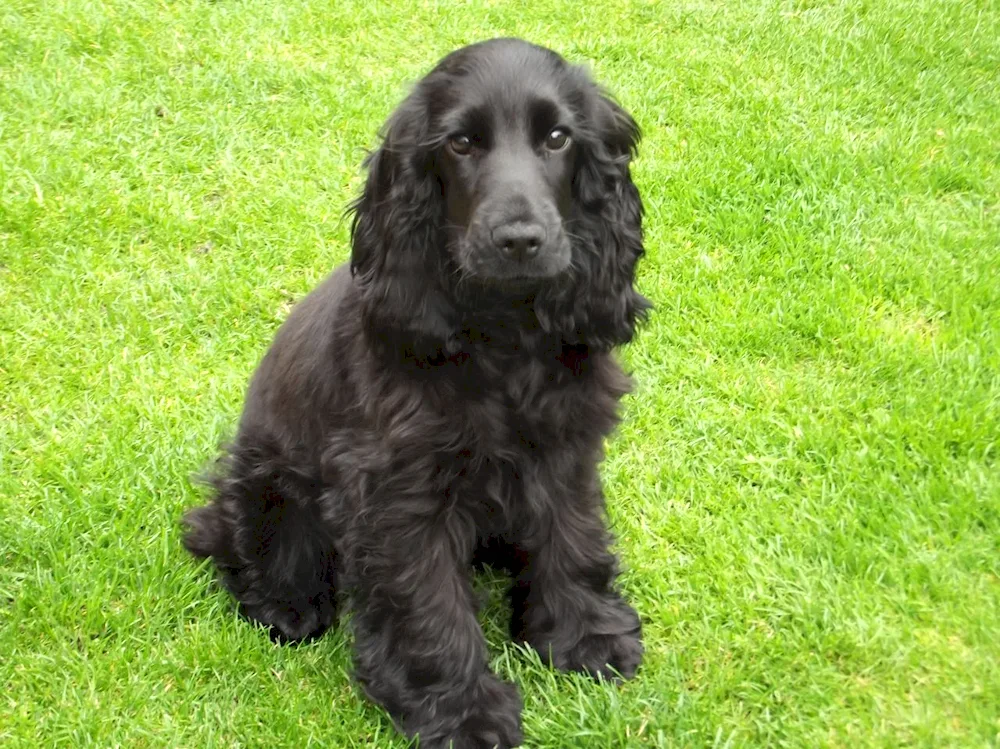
431,42,570,123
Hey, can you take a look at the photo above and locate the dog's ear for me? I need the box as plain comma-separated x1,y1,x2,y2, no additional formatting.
551,80,651,350
574,91,641,207
348,94,456,347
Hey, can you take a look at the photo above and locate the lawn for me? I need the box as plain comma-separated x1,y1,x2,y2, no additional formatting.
2,0,999,746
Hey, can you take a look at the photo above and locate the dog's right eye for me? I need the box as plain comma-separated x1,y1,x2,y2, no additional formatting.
449,135,473,156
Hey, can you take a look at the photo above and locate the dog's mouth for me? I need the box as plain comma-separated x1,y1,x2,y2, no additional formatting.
482,274,550,296
453,238,572,289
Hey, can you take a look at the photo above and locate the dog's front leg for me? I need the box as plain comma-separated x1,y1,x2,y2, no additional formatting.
351,509,523,749
511,471,643,682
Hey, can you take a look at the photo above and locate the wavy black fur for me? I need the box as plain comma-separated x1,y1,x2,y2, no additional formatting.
183,38,649,749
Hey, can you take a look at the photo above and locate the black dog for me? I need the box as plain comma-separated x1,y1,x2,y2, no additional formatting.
183,38,650,749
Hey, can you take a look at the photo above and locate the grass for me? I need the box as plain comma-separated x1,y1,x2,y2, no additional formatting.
1,0,999,746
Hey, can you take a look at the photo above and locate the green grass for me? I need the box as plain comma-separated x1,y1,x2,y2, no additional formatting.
2,0,999,746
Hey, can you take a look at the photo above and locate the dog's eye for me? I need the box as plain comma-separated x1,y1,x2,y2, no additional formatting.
449,135,473,156
545,128,570,151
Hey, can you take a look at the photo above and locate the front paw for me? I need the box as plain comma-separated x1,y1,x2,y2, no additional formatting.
556,627,643,681
415,675,523,749
529,598,643,681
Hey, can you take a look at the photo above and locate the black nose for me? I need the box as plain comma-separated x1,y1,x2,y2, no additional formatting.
492,222,545,261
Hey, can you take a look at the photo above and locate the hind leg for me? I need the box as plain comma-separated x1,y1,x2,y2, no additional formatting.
183,440,338,643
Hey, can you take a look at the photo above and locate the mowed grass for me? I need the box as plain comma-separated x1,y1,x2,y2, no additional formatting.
2,0,999,746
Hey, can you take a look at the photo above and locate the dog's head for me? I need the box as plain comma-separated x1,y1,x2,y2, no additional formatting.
349,38,650,351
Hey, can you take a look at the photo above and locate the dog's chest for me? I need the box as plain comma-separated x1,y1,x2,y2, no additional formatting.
443,357,593,529
465,356,582,453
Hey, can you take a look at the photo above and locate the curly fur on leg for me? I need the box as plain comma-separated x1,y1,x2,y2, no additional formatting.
182,438,338,643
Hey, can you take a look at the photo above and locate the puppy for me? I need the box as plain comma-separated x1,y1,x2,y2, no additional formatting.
183,38,650,749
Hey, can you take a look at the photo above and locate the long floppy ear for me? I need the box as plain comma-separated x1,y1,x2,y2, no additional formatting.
348,93,456,348
552,80,651,350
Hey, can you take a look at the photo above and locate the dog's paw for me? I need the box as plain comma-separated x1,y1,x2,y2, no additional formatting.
418,676,523,749
556,627,643,681
529,598,643,682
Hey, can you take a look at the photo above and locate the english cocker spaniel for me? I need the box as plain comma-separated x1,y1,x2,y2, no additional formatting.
183,38,650,749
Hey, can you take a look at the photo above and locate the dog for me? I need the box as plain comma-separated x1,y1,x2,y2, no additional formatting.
182,38,650,749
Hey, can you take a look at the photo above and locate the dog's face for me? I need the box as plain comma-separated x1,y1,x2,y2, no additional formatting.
350,38,650,349
430,47,578,284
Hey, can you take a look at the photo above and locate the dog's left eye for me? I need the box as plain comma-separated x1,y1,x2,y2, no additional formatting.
545,128,571,151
